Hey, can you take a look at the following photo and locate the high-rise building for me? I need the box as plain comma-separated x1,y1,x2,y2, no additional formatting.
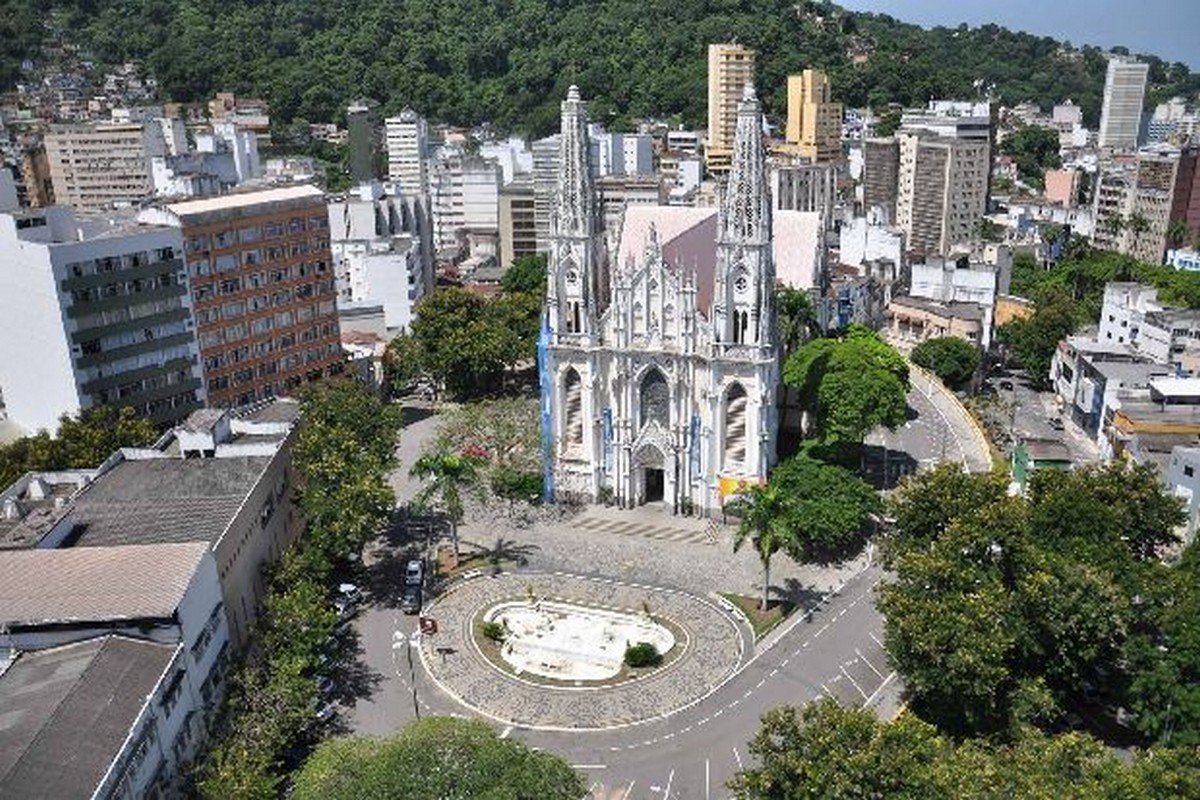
43,123,171,211
0,206,205,433
784,70,843,163
772,162,836,218
385,108,429,199
1099,58,1150,150
532,134,561,254
1093,147,1200,264
896,131,990,256
706,43,756,175
499,176,537,269
346,99,381,183
429,148,502,252
862,137,900,222
139,185,344,408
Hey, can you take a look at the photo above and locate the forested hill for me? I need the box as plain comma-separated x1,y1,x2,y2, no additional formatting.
4,0,1199,136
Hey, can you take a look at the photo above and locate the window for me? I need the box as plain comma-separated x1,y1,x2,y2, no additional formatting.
723,383,748,469
562,368,583,450
639,369,669,429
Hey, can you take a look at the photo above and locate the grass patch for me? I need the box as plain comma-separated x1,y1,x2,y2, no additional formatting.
720,592,797,640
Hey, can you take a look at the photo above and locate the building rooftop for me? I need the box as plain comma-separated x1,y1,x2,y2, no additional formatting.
0,471,97,551
888,295,986,321
1092,360,1171,384
163,183,324,220
0,542,207,628
1150,377,1200,398
0,636,177,799
1023,438,1072,462
60,456,270,548
180,407,227,434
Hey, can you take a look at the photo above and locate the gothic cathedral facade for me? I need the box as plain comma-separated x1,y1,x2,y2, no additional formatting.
538,85,779,515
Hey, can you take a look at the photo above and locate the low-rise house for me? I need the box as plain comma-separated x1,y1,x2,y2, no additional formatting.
886,295,985,350
1011,438,1072,493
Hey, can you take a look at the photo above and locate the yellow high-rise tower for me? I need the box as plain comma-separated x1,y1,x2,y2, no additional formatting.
784,69,843,163
706,43,756,175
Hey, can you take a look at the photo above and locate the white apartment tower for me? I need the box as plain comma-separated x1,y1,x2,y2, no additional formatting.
385,108,429,199
430,149,502,251
1099,58,1150,150
0,207,205,433
706,43,756,175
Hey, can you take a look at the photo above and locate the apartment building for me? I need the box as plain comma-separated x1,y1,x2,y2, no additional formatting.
1093,147,1200,264
783,70,843,163
896,131,989,256
0,206,204,434
861,137,900,222
705,43,756,175
499,176,537,269
430,149,502,253
139,185,343,408
384,107,429,199
1098,58,1150,150
772,161,837,219
43,122,170,211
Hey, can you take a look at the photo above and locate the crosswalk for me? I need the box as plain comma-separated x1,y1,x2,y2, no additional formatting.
570,513,722,546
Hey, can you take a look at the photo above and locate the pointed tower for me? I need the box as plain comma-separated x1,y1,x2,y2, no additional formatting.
712,85,775,351
546,85,606,343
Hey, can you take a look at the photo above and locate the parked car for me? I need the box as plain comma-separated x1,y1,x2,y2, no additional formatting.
333,597,358,620
401,585,422,615
405,559,424,587
315,676,335,697
313,702,336,725
337,582,363,605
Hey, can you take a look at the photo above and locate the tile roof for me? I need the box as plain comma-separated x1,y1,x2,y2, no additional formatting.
0,636,177,799
0,542,208,627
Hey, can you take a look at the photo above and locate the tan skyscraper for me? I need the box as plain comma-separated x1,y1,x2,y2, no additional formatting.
706,43,756,175
784,70,843,163
896,131,989,256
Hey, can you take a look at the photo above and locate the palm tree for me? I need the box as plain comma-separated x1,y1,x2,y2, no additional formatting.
1126,212,1151,257
728,483,798,612
410,448,487,562
1102,212,1126,244
1166,218,1190,250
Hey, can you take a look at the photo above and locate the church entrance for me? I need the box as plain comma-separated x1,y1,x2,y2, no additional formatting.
644,468,665,504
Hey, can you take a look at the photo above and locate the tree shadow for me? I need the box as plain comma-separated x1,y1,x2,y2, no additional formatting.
463,536,540,571
400,404,435,427
775,576,825,611
859,443,920,490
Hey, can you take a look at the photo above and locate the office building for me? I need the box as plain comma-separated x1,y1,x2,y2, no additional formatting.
705,43,756,175
499,176,538,269
1099,58,1150,150
896,131,990,256
784,70,843,163
139,185,344,408
385,108,429,199
0,206,205,434
43,122,171,211
328,182,432,334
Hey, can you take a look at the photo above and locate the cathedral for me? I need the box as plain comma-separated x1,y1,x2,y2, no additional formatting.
538,85,780,516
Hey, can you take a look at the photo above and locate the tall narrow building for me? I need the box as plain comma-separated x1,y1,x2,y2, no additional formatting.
705,43,756,175
384,108,429,199
784,70,843,163
1099,58,1150,150
895,131,989,257
540,85,778,515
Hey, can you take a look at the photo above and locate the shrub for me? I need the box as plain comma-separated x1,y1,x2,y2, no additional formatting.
482,621,507,642
911,336,980,390
624,641,662,668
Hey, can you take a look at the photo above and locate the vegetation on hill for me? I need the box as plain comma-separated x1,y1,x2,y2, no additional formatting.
7,1,1199,136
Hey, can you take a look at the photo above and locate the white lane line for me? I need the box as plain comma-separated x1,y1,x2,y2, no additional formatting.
500,726,513,739
664,768,676,799
755,678,765,689
733,747,744,770
622,780,636,799
841,665,869,700
863,670,898,708
869,631,886,648
706,758,711,800
814,623,831,638
821,682,835,698
574,764,607,769
838,608,847,617
769,668,778,677
744,689,753,698
781,657,790,667
856,648,886,680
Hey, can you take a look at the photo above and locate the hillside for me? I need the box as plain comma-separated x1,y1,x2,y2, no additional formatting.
4,0,1198,136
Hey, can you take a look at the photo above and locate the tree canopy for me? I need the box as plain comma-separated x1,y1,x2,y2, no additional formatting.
8,1,1200,135
999,124,1063,189
500,254,548,295
291,717,585,800
911,336,980,390
880,462,1192,742
997,286,1079,390
0,405,159,488
783,324,909,445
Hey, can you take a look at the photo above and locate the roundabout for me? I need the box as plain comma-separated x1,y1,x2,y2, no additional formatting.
418,572,748,730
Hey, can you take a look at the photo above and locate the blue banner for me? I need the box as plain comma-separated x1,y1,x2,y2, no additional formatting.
538,309,555,503
690,413,702,478
602,407,613,475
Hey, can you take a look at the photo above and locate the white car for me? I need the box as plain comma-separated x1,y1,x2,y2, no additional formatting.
337,583,363,605
404,559,424,587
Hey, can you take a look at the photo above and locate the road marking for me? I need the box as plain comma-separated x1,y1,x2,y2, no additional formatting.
622,780,636,799
838,608,847,617
781,657,790,667
706,758,711,800
755,678,765,689
841,665,869,700
856,648,886,680
863,670,898,708
733,747,744,769
821,682,835,698
869,631,886,648
573,764,607,769
664,768,675,798
769,668,778,677
500,726,513,739
814,623,830,638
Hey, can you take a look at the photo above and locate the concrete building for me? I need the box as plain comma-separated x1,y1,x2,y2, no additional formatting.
384,108,429,199
430,148,502,253
139,185,344,408
532,134,561,254
1098,282,1200,368
597,174,668,253
896,131,990,256
783,70,842,163
861,137,900,222
1168,248,1200,271
772,161,836,219
839,214,905,273
1044,168,1082,207
1098,58,1150,150
594,131,655,177
328,182,433,335
1049,334,1167,441
1166,445,1200,544
887,295,985,348
907,246,1012,348
0,207,205,434
705,43,756,175
499,177,538,270
43,122,170,211
0,541,229,799
151,121,261,199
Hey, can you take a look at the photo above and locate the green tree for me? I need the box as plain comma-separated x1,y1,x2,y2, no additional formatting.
997,287,1079,389
291,717,585,800
0,405,159,488
770,455,881,564
999,124,1062,189
1127,212,1152,256
382,332,425,397
728,482,799,611
1166,218,1190,250
886,464,1009,562
784,325,909,446
776,287,819,359
500,253,548,295
911,336,981,389
410,447,487,559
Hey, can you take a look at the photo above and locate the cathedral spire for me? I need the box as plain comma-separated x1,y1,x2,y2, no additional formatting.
552,85,597,238
719,85,770,245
